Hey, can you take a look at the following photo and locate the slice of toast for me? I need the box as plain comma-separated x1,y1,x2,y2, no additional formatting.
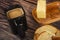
38,32,53,40
35,25,58,34
32,1,60,25
38,31,60,40
34,25,58,40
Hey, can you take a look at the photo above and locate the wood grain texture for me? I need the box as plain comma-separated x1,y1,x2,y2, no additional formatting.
0,0,60,40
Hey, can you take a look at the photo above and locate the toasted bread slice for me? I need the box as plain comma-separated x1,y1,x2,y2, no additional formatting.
34,25,58,40
38,32,53,40
32,1,60,25
35,25,58,34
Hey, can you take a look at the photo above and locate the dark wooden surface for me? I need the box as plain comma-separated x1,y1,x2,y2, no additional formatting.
0,0,60,40
0,0,39,40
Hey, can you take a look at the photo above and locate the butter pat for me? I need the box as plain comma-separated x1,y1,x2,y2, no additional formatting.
37,0,46,18
7,8,24,19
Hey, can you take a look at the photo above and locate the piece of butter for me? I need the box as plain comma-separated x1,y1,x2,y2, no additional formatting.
7,8,24,19
37,0,46,18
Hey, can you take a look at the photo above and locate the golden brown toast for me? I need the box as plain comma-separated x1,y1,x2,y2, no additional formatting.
34,25,60,40
32,1,60,25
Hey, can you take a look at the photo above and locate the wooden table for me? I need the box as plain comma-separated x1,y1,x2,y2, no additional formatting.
0,0,60,40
